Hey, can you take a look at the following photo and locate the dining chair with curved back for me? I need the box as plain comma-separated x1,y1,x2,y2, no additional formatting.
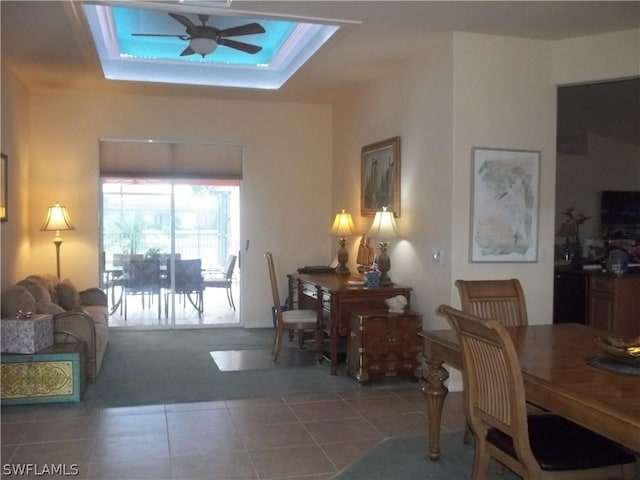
454,278,529,447
265,252,322,362
205,254,237,311
455,278,528,327
436,304,634,480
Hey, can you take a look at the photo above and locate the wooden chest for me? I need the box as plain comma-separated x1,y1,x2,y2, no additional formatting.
347,311,422,384
1,342,86,405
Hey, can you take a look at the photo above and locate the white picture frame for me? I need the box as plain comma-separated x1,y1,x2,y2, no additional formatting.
470,147,540,263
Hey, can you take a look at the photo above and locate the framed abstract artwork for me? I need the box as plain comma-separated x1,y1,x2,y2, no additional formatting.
470,147,540,262
361,136,401,217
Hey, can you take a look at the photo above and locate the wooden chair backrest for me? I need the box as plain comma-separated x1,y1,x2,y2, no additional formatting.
436,304,538,473
265,252,282,312
455,279,528,327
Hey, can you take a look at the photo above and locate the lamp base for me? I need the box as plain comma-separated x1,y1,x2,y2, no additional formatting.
376,244,392,285
335,264,350,276
54,238,62,279
335,239,350,276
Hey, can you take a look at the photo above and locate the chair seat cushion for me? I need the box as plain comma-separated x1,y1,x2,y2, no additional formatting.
487,413,635,471
282,309,317,325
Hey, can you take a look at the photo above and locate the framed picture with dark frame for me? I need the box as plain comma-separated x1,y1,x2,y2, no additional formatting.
470,147,540,263
361,136,401,217
0,153,6,222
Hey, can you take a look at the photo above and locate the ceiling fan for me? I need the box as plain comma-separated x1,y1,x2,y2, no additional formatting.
132,13,265,57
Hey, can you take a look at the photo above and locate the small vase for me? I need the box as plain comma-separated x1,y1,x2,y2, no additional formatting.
607,249,629,277
569,237,583,269
364,271,380,287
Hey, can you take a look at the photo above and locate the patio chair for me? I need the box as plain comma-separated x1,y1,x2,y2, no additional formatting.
165,258,204,318
123,258,162,321
437,304,635,480
205,254,237,311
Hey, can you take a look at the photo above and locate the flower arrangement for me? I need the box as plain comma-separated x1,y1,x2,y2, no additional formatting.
559,207,592,265
560,207,592,237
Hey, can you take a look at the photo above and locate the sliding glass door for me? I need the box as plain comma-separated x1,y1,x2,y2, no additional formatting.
100,177,240,328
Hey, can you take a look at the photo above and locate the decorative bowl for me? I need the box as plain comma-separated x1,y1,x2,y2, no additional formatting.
594,335,640,366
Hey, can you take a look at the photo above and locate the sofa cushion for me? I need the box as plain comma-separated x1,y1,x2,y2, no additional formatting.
17,278,51,304
1,285,37,317
36,301,66,315
26,274,60,304
83,305,109,326
57,279,82,311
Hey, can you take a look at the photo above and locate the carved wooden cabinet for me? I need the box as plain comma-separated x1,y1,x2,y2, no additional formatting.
288,273,412,374
588,273,640,337
347,311,422,384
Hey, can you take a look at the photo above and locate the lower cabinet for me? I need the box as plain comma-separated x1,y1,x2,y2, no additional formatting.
553,270,589,324
588,274,640,337
347,311,422,384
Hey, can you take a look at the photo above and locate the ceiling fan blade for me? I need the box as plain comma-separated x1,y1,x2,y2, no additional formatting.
217,38,262,54
180,46,195,56
218,23,265,38
132,33,188,38
169,12,196,30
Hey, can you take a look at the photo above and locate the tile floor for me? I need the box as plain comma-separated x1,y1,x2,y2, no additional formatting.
1,386,466,479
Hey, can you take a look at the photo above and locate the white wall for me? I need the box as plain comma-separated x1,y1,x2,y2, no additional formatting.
334,32,557,334
552,29,640,86
330,29,637,391
23,91,333,327
0,67,32,288
450,33,557,326
332,33,456,329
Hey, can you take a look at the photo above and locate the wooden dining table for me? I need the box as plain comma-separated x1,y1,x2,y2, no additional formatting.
419,323,640,461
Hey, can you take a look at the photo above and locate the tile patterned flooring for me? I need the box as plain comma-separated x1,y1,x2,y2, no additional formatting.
1,385,466,479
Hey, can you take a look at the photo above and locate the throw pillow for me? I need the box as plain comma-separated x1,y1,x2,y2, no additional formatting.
57,279,82,311
36,301,66,315
26,274,60,304
1,285,37,317
17,278,51,304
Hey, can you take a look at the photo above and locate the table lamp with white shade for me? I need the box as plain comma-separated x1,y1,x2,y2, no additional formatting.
330,208,355,275
367,206,398,285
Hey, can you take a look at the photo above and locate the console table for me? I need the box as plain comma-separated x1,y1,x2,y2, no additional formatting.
287,272,412,374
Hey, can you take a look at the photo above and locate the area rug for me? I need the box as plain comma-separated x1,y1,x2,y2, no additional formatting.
81,328,370,407
331,431,518,480
210,347,318,371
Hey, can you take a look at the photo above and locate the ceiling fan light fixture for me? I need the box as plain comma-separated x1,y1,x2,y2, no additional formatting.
190,37,217,56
